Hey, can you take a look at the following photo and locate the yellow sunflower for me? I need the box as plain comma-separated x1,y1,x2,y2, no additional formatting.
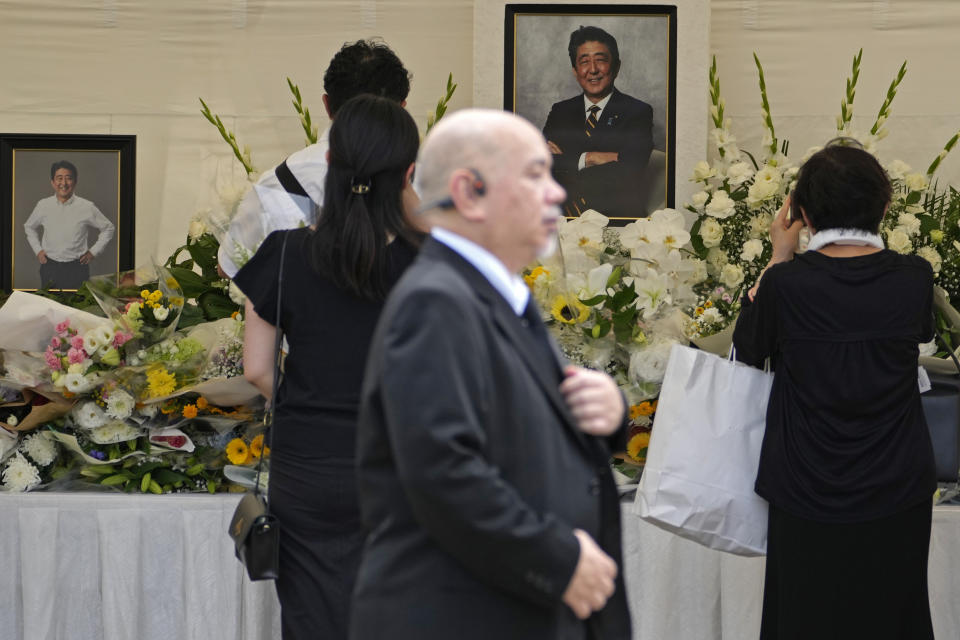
226,438,251,465
627,432,651,463
550,295,589,325
249,434,270,459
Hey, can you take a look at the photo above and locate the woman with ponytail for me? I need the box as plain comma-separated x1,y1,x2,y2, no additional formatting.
234,94,423,640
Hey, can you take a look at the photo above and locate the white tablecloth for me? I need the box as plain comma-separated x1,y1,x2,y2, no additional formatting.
1,493,956,640
0,493,281,640
621,502,960,639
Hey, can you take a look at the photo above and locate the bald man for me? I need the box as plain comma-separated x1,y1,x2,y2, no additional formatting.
352,110,632,640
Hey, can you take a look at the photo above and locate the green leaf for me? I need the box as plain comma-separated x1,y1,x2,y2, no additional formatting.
579,294,606,307
178,303,206,329
905,191,922,205
186,241,218,272
166,266,207,299
689,219,707,257
918,214,940,235
197,291,238,320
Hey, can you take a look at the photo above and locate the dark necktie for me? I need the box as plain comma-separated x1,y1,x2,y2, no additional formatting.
521,298,563,379
585,105,600,138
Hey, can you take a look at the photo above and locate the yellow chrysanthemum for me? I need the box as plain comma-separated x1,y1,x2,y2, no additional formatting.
704,300,713,308
249,434,270,459
182,404,198,419
226,438,251,465
166,277,179,289
694,307,705,316
550,295,589,325
170,296,184,307
627,432,651,463
146,366,177,398
196,396,208,410
140,289,151,299
629,401,657,420
523,266,550,288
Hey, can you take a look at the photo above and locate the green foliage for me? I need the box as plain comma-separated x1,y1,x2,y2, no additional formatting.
164,232,240,328
198,98,256,176
425,73,458,134
287,77,319,145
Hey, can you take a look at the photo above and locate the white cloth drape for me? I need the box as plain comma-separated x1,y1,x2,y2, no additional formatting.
1,494,957,640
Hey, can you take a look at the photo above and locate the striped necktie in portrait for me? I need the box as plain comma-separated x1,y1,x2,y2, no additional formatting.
585,105,600,137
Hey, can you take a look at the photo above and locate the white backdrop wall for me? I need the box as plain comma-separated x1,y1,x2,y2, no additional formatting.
2,1,960,264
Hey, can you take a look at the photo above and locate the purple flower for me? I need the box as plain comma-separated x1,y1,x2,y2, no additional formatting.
90,450,106,460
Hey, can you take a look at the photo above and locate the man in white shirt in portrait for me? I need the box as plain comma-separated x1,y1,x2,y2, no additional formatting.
23,160,115,290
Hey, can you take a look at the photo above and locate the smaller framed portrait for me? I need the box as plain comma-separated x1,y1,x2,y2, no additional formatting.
0,134,135,291
505,4,677,222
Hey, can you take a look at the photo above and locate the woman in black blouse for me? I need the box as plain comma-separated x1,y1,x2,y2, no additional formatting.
235,94,422,639
734,143,936,640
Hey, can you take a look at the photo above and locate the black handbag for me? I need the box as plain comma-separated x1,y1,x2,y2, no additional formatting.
228,231,290,581
921,321,960,485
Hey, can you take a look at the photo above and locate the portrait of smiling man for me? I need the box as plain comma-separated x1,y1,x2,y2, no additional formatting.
23,159,115,290
542,25,654,219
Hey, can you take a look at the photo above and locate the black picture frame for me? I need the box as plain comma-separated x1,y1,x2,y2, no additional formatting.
505,4,677,222
0,134,135,291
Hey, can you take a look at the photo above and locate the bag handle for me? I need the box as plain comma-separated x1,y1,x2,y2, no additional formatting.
727,345,771,373
253,230,290,500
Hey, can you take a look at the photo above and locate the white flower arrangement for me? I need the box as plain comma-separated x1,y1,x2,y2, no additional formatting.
2,452,41,491
21,432,57,467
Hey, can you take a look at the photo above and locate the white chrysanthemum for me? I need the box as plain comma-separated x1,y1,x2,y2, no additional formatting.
628,340,675,385
740,239,765,262
689,191,709,210
917,246,942,274
699,218,724,248
904,173,929,192
747,165,782,205
21,432,57,467
153,306,170,321
705,190,736,219
725,161,754,186
105,390,135,420
89,421,141,445
73,401,107,429
64,373,97,394
897,213,921,237
2,453,41,491
690,160,717,182
886,228,913,254
720,263,745,289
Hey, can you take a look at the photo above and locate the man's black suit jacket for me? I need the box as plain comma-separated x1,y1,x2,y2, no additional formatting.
543,88,654,218
352,238,631,640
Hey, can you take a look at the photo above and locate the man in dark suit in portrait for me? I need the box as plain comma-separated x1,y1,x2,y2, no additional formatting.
543,25,654,218
351,109,631,640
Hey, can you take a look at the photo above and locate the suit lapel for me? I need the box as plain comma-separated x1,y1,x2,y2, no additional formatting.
424,240,594,456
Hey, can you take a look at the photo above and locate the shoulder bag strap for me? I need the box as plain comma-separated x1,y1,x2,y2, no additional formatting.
253,230,290,500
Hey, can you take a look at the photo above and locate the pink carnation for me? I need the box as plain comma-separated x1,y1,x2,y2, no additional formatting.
55,319,70,334
67,347,86,364
113,331,133,348
44,349,62,371
50,336,62,348
70,335,84,350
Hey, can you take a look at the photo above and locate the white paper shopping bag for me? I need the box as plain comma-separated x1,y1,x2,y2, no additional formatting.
634,343,772,556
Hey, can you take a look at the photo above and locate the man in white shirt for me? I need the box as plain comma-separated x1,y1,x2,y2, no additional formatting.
24,160,115,289
217,39,412,278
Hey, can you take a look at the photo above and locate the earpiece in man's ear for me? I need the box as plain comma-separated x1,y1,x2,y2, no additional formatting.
468,169,486,197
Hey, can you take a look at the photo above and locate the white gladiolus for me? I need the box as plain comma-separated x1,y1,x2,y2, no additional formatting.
725,162,754,186
691,161,717,182
904,173,929,192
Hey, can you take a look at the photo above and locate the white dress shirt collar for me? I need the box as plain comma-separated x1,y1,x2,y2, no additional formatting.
583,92,614,118
431,227,530,316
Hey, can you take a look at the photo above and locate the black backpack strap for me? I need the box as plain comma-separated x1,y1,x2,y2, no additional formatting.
274,159,309,199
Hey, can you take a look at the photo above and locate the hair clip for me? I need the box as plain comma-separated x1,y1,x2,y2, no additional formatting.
351,177,372,194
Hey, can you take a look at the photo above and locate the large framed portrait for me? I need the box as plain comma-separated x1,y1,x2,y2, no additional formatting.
505,4,677,222
0,134,135,291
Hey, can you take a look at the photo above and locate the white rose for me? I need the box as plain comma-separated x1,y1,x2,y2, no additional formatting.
153,306,170,322
720,263,745,289
706,247,729,269
689,259,708,284
705,190,736,219
904,173,929,192
917,246,942,274
699,218,724,248
188,218,207,240
725,161,754,186
886,228,913,254
690,161,717,182
740,239,765,262
897,213,921,237
689,191,709,209
747,165,782,205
